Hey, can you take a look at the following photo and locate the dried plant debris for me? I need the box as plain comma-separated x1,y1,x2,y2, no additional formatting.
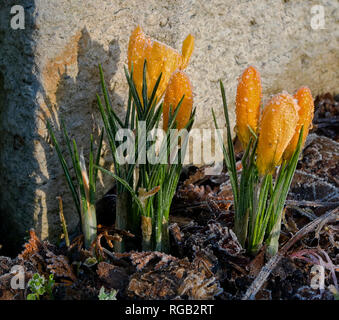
126,251,179,272
300,134,339,187
106,250,222,299
67,224,134,260
0,257,34,300
18,230,76,282
173,184,232,224
177,268,222,300
177,184,215,203
263,257,308,300
169,223,184,244
46,252,76,282
0,257,12,276
97,262,129,291
313,93,339,141
169,223,185,256
183,165,212,186
180,222,254,299
16,231,104,300
291,248,338,290
0,231,61,300
290,171,338,207
292,285,334,300
184,222,245,262
19,229,43,261
124,251,222,300
242,208,338,300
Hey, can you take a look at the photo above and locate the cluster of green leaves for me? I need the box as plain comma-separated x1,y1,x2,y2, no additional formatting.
98,286,118,300
48,61,194,253
213,81,303,256
47,120,103,249
27,273,55,300
97,62,195,252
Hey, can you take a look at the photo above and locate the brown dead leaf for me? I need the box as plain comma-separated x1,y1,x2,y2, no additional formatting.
46,252,76,282
97,262,128,290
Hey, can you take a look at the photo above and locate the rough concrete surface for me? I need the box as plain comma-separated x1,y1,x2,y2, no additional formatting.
0,0,338,249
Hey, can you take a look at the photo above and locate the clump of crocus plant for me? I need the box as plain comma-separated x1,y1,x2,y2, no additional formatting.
47,121,103,250
97,27,195,252
213,66,314,257
48,27,194,254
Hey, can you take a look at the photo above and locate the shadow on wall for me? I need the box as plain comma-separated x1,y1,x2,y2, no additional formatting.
0,1,38,257
0,14,122,255
37,27,123,248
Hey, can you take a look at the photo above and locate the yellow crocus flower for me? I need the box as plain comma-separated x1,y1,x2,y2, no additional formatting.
163,70,193,132
282,87,314,161
235,66,262,150
256,93,299,176
127,26,194,104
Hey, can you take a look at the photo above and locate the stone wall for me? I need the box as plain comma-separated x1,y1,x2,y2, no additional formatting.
0,0,338,251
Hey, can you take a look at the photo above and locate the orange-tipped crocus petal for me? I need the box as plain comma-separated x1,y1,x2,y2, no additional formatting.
151,41,183,100
145,40,167,96
163,70,193,132
127,26,152,99
127,26,194,104
235,66,262,150
256,93,299,176
282,87,314,161
181,34,194,69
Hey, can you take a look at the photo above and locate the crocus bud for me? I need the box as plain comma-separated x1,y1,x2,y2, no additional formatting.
256,93,299,176
163,70,193,132
235,66,262,150
282,87,314,161
127,26,194,103
127,26,152,100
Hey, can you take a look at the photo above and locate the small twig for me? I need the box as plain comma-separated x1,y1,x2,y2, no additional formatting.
175,199,339,213
315,210,339,239
242,207,338,300
285,200,339,208
287,205,318,221
172,199,233,213
57,196,70,248
101,248,130,268
314,116,339,124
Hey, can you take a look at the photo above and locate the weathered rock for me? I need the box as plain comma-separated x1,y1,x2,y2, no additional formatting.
0,0,338,249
